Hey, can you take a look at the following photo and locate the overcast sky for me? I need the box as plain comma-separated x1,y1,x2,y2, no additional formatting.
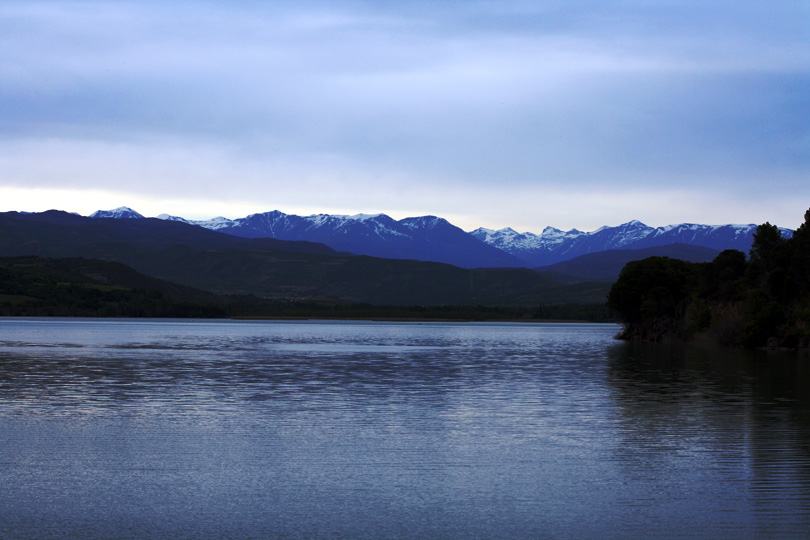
1,0,808,232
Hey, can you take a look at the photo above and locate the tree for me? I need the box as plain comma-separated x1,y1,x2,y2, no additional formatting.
607,256,695,339
712,249,747,280
749,222,784,265
792,208,810,242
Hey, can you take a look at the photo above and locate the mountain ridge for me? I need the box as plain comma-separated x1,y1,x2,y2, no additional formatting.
93,207,794,268
156,210,525,268
534,243,722,282
0,210,611,306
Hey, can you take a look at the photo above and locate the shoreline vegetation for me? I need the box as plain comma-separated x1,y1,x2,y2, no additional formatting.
608,208,810,349
0,256,615,323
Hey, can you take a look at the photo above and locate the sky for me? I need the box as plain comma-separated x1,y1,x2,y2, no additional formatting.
1,0,809,232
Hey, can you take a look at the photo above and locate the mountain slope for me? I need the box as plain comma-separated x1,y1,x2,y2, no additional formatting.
188,210,525,268
2,210,338,257
0,210,608,306
476,221,792,266
99,207,795,268
0,255,226,317
90,206,145,219
535,244,721,282
129,245,590,305
473,221,661,266
632,223,765,251
470,226,586,263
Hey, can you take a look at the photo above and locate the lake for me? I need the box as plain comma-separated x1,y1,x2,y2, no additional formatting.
1,318,809,539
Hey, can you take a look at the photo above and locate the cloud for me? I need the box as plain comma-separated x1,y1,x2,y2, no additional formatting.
2,136,805,232
0,0,808,229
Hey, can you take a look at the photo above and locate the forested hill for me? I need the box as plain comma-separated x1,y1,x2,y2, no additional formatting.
0,256,615,321
607,208,810,348
0,256,227,317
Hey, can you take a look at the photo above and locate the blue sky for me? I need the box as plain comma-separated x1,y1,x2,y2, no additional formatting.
1,0,808,231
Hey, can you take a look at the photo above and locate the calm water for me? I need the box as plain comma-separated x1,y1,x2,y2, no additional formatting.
1,318,810,539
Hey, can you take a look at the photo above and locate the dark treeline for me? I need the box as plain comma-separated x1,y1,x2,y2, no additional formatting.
0,265,226,318
0,256,615,322
0,284,226,318
226,301,616,322
608,208,810,348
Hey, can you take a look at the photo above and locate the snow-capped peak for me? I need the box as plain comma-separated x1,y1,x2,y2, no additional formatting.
400,216,447,231
469,227,501,243
90,207,144,219
347,213,383,221
540,226,585,239
157,214,234,229
202,216,233,226
157,214,187,222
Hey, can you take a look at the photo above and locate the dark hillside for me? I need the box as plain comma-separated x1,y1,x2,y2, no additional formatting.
0,256,614,321
0,211,606,306
536,243,720,282
124,246,605,306
0,211,338,257
0,256,225,317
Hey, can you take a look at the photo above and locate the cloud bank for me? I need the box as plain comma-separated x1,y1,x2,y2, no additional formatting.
1,0,808,230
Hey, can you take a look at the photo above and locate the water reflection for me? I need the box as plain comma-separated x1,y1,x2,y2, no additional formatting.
2,318,810,539
606,341,810,537
0,319,614,420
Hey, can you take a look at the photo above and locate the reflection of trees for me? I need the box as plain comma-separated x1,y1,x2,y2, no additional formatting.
605,341,810,533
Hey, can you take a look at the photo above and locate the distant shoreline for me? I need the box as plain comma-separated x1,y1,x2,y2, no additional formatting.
229,316,607,323
0,314,610,325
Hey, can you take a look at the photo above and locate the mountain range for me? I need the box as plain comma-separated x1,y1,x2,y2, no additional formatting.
93,206,792,269
1,210,606,306
2,206,794,307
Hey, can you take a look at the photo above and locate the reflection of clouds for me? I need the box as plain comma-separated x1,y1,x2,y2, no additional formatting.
0,321,617,420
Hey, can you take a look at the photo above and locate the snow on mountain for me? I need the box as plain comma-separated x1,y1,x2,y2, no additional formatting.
204,211,523,268
90,207,144,219
636,223,754,250
474,220,771,267
399,215,445,230
344,213,383,222
156,213,187,222
157,214,234,230
471,226,585,251
539,226,585,243
591,220,655,250
91,207,796,269
470,225,588,265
